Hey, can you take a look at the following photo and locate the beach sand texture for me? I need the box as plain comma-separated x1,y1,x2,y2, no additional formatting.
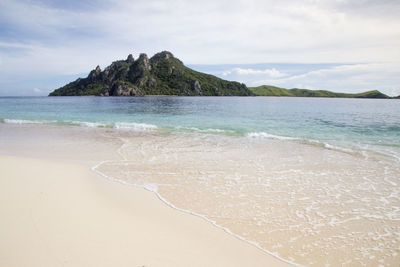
1,120,399,266
0,154,289,267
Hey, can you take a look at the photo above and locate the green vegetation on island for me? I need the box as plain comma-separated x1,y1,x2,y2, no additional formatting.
49,51,393,99
249,85,390,99
49,51,252,96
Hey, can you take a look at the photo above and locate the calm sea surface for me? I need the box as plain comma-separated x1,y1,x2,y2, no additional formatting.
0,96,399,152
1,96,399,266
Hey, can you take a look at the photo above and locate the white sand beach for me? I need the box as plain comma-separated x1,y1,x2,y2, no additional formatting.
2,119,398,266
0,126,290,267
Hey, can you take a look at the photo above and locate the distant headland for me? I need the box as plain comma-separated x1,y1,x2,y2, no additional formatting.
49,51,394,99
249,85,391,99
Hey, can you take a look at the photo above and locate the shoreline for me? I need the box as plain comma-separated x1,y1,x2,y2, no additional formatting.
92,160,300,267
0,152,290,265
1,120,399,266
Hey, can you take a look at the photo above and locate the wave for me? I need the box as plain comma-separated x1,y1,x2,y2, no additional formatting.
4,118,396,162
74,121,159,132
2,118,56,124
1,118,158,132
70,121,109,128
245,131,365,157
113,122,158,131
2,118,113,129
175,126,235,134
246,132,299,140
320,142,356,154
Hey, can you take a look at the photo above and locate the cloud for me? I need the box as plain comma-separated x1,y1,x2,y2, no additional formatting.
1,0,400,64
250,63,400,96
0,0,399,95
222,68,286,78
33,88,41,93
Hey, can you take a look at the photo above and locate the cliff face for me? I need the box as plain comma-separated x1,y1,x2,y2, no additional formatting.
49,51,252,96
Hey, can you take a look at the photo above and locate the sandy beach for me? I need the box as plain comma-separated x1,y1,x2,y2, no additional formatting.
0,147,289,266
1,113,399,266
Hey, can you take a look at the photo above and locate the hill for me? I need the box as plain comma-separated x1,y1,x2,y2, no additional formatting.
49,51,252,96
249,85,390,99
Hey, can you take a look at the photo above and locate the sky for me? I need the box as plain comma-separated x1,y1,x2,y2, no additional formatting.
0,0,399,96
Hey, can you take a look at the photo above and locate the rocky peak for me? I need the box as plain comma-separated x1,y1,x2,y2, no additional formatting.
126,54,134,64
137,53,151,71
88,65,102,80
151,51,175,61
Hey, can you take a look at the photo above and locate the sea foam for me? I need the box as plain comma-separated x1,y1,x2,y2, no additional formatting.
175,126,234,134
70,121,108,128
2,118,56,124
246,132,298,140
113,122,158,131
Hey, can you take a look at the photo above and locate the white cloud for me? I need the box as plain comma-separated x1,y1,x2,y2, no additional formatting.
0,0,399,95
2,0,400,64
33,88,41,93
222,68,286,78
250,63,400,96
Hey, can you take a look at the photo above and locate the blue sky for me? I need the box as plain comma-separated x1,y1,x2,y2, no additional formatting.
0,0,399,96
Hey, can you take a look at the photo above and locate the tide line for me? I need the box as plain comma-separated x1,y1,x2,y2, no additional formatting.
90,140,303,267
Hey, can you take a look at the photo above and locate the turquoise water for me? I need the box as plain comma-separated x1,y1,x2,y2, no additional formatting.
1,96,399,158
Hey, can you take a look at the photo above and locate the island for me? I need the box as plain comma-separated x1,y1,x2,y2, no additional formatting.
49,51,252,96
249,85,390,99
49,51,391,99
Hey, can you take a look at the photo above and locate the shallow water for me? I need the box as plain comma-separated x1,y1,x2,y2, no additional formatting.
1,96,399,148
1,96,399,266
94,130,400,266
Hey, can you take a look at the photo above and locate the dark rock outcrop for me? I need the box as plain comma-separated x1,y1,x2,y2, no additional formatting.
87,65,101,81
193,80,202,95
110,82,143,96
126,54,134,64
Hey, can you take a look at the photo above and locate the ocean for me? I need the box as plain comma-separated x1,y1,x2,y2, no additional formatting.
1,96,399,266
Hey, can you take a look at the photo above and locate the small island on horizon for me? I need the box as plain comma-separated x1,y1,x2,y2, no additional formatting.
49,51,395,99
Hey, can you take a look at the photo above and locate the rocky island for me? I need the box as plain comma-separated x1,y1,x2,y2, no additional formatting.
49,51,252,96
49,51,391,99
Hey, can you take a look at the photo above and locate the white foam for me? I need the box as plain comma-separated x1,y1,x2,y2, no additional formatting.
143,183,158,192
175,126,234,134
204,128,234,133
323,143,355,154
114,122,158,131
71,121,107,128
246,132,298,140
3,118,55,124
301,139,361,155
